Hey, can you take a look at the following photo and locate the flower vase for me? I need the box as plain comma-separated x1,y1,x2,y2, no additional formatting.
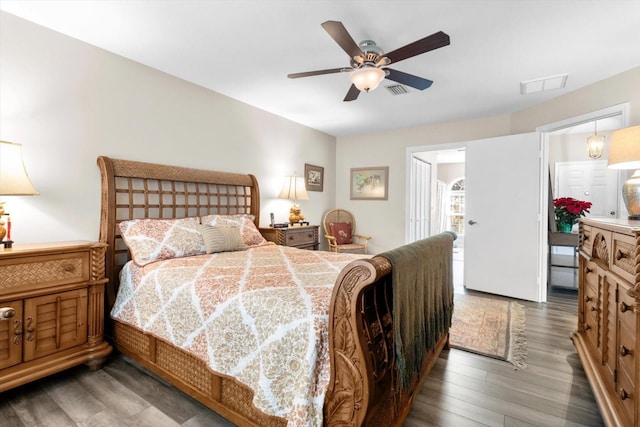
558,221,573,233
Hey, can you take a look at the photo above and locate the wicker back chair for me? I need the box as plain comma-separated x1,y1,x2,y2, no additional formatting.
322,208,371,254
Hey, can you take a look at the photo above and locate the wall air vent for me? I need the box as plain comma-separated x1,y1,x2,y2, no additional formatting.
385,84,409,95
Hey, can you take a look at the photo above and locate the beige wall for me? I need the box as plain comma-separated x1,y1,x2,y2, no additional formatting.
0,12,337,246
2,11,638,253
337,67,640,252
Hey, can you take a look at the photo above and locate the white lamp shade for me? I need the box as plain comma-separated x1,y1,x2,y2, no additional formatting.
608,126,640,170
278,176,309,201
349,67,385,92
0,141,39,195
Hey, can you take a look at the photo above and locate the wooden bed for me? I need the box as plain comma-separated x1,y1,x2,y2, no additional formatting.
97,155,453,426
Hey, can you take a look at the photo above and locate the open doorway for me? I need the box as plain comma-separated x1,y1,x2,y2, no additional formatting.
541,103,629,292
408,147,466,291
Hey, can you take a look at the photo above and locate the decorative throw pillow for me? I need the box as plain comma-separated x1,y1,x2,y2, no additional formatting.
330,222,353,245
119,217,205,266
200,214,267,247
198,224,245,254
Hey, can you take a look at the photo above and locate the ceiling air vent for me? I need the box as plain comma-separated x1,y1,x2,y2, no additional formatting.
385,84,409,96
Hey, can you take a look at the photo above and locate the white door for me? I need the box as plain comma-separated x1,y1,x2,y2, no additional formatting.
555,161,618,217
465,132,542,301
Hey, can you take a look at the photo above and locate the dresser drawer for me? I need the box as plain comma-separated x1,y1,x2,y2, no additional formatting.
583,307,599,351
611,232,636,284
581,224,593,255
583,260,599,290
618,321,636,386
0,251,89,294
618,285,636,341
617,366,635,425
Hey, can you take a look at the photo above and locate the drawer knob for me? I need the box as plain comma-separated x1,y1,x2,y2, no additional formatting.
619,388,631,401
584,295,592,303
616,249,628,261
585,266,593,274
620,302,631,313
0,307,16,319
63,263,76,273
583,323,591,331
620,345,633,357
590,306,597,312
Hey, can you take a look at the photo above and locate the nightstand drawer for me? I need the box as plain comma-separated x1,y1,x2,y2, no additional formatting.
260,226,319,250
285,229,317,246
0,251,89,294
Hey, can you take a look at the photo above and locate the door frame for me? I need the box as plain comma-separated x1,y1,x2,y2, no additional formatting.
537,102,630,294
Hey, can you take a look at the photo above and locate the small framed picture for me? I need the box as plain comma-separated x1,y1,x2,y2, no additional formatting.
350,166,389,200
304,163,324,192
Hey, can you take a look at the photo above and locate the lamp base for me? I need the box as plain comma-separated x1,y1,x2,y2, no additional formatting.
622,170,640,218
288,203,306,223
2,240,13,249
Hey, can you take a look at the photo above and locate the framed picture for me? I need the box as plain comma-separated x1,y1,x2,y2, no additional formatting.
304,163,324,192
350,166,389,200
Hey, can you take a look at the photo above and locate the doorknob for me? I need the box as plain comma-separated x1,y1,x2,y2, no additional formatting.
468,220,477,225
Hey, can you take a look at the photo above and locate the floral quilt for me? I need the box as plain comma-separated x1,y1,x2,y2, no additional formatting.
111,243,368,426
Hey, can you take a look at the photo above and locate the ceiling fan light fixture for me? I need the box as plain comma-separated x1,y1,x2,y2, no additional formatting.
350,67,385,92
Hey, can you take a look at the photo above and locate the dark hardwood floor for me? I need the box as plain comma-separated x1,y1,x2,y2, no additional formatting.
0,288,603,427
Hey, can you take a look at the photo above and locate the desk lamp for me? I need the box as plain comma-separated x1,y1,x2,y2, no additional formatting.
278,174,309,224
0,141,39,247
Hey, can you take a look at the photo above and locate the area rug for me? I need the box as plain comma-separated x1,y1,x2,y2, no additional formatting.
449,293,527,369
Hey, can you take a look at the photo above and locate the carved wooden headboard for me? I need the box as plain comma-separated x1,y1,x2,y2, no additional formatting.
97,156,260,307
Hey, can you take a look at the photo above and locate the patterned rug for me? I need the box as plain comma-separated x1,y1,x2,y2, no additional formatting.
449,293,527,369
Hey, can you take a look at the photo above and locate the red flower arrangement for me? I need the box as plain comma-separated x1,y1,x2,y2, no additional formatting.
553,197,592,227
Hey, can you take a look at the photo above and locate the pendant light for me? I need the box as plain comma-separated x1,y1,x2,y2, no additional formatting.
586,120,605,159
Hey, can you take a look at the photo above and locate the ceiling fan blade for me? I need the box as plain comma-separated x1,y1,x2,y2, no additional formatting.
343,84,360,102
385,68,433,90
385,31,450,64
321,20,365,59
288,68,347,79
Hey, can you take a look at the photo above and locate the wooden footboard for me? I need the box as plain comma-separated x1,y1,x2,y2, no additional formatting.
325,254,450,426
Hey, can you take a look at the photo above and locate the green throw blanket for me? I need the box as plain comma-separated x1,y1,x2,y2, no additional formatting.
380,233,455,389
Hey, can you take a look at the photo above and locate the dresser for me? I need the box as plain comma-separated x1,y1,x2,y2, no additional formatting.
260,225,319,250
0,241,112,392
573,218,640,426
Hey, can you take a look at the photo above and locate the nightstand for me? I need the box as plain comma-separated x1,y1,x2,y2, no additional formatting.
0,241,112,392
260,225,319,250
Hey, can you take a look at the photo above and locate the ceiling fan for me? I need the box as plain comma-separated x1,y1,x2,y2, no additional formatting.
288,21,450,102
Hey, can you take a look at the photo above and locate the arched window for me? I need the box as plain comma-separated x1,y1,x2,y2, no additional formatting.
448,178,465,235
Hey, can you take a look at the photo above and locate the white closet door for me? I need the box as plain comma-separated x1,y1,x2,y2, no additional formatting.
465,132,543,301
409,156,431,242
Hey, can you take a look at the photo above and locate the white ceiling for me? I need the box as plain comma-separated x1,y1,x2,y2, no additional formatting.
1,1,639,137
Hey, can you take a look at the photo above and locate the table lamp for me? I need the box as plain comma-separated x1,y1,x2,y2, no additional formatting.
0,141,39,247
278,174,309,224
607,126,640,219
